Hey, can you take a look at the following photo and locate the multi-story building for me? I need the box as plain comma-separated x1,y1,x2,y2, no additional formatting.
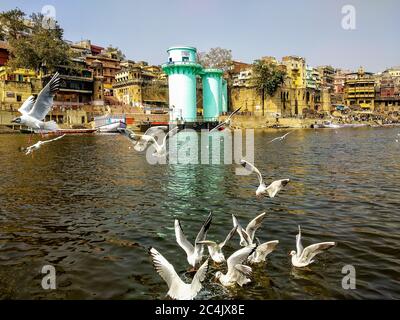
306,66,320,89
344,67,375,110
86,53,121,96
113,61,168,108
282,56,306,88
0,41,9,66
317,65,335,91
0,67,41,111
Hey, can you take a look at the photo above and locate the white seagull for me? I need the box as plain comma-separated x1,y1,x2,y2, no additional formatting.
268,131,293,144
12,72,61,131
232,212,267,246
210,107,242,133
22,134,66,155
290,225,336,268
248,240,279,264
149,247,209,300
215,244,256,287
240,159,290,197
197,226,237,263
175,212,212,268
134,126,169,152
135,126,178,156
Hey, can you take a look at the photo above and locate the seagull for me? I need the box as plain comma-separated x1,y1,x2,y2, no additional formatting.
196,226,237,263
240,159,290,197
135,126,178,156
210,107,241,133
11,72,61,131
149,247,209,300
175,212,212,268
22,134,65,155
290,225,336,268
268,131,293,144
248,240,279,264
232,212,267,246
215,244,256,287
133,126,169,152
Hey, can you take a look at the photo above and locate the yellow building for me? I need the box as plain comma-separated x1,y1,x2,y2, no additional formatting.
0,67,41,111
113,62,168,108
344,67,375,110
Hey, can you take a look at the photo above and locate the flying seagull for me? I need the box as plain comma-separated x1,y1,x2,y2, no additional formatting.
268,131,293,144
232,212,267,246
240,159,290,197
290,225,336,268
149,247,209,300
135,126,178,156
215,244,256,287
134,126,169,152
12,72,61,131
197,226,237,263
210,107,242,133
248,240,279,264
22,134,65,155
175,212,212,268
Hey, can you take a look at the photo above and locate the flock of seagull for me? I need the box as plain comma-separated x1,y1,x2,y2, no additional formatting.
13,73,337,300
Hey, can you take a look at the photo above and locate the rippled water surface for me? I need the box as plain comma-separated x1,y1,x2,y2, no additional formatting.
0,128,399,299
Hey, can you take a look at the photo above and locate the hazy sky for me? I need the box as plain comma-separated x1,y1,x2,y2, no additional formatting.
2,0,399,72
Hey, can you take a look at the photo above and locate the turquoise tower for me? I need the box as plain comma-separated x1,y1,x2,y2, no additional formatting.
202,69,223,121
221,79,228,113
162,46,202,122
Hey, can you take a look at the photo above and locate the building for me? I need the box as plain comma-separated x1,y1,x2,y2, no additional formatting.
344,67,375,110
306,66,320,90
375,73,400,116
113,61,168,108
86,54,121,96
0,41,9,66
0,67,41,111
317,65,335,91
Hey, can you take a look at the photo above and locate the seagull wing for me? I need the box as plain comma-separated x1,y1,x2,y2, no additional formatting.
232,214,251,245
240,159,264,185
227,244,256,274
162,126,179,147
118,128,138,141
299,242,336,263
174,219,194,257
245,212,267,242
194,212,213,253
226,106,242,120
144,126,168,135
220,226,237,249
40,134,66,145
255,240,279,260
296,225,303,256
190,259,209,295
283,131,293,139
18,96,36,115
28,72,61,121
149,247,183,293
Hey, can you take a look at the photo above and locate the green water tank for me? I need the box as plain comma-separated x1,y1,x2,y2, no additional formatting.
202,68,223,121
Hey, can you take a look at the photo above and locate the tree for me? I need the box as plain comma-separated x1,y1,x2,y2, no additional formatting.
2,9,71,73
0,8,27,41
197,47,232,72
104,45,126,61
252,59,286,116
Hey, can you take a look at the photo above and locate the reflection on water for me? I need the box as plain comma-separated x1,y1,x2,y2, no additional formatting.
0,127,400,299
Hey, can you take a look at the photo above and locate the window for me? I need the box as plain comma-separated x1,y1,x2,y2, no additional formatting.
182,56,189,62
16,95,22,102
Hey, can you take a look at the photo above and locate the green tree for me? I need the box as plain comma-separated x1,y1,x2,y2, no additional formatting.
252,59,286,116
197,47,232,72
104,45,126,61
0,8,27,41
1,9,71,73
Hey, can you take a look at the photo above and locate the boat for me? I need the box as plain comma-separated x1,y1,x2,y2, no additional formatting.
20,128,97,135
96,121,126,133
311,121,341,129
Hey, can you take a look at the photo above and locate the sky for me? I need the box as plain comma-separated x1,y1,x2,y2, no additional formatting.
1,0,399,72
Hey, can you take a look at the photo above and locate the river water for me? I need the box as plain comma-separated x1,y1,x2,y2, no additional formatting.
0,127,399,299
